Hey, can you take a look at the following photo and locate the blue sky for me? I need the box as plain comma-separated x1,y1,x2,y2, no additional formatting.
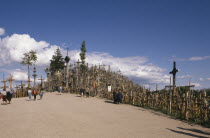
0,0,210,89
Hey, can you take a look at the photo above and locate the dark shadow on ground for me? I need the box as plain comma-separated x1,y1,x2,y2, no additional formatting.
105,100,114,104
177,127,210,136
166,128,209,138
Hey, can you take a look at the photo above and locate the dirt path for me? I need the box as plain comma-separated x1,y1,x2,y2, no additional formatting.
0,92,209,138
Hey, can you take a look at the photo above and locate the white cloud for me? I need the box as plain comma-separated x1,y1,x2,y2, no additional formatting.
0,27,5,35
86,52,169,84
0,34,59,66
0,33,170,88
177,75,191,79
189,56,210,61
191,83,201,87
173,56,210,62
199,78,204,81
207,78,210,80
12,71,28,81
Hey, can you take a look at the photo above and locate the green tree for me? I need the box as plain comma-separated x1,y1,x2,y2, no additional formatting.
79,41,87,73
21,50,37,87
47,48,65,75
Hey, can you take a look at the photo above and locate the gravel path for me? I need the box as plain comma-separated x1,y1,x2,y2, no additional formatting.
0,92,209,138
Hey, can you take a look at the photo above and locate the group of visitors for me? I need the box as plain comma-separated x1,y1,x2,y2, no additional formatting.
0,89,13,105
28,87,45,101
113,89,123,104
79,87,90,97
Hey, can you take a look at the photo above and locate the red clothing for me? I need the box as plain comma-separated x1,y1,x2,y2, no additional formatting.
32,91,37,95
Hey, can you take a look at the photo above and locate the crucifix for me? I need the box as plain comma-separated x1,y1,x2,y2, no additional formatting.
38,75,44,89
8,74,15,91
1,73,8,90
170,61,178,86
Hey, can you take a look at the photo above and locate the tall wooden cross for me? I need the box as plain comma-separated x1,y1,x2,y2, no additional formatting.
170,61,178,86
27,79,32,88
1,73,7,90
38,75,44,89
19,81,26,92
76,59,82,87
8,74,15,91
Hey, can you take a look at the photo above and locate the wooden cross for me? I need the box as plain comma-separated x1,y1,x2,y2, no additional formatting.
27,79,32,88
1,80,7,89
38,75,44,89
185,79,195,89
19,81,26,93
169,61,178,86
1,73,8,90
8,74,15,90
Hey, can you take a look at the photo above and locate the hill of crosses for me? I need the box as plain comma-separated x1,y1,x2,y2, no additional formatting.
6,41,210,127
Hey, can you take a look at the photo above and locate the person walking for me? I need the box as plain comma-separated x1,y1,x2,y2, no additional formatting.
6,89,13,104
32,88,37,101
59,86,62,95
39,89,45,100
28,88,32,100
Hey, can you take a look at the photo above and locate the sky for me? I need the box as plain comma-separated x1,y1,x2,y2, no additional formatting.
0,0,210,90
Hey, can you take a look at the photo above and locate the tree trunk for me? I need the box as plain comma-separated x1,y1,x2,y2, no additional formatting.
28,64,30,88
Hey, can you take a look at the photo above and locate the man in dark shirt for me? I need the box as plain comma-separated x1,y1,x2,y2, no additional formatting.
116,89,123,104
113,89,117,104
80,87,85,97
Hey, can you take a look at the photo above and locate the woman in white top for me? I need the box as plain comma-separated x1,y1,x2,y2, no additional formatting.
28,88,32,100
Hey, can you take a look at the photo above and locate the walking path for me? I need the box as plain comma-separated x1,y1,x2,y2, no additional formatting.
0,92,209,138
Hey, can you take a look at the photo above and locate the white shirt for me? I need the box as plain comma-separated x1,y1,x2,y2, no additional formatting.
2,91,6,96
28,90,32,94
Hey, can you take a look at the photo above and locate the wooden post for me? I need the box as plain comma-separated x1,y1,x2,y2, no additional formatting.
32,65,37,87
38,75,44,89
8,74,15,91
1,73,8,90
